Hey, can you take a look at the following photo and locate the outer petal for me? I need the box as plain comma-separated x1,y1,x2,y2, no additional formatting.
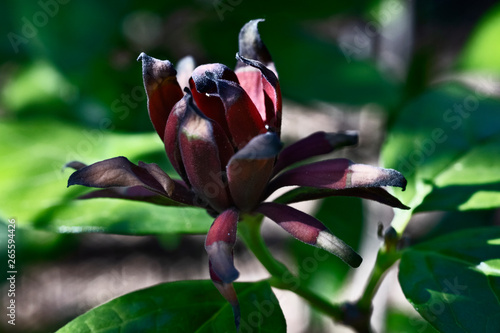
267,158,407,196
256,202,362,268
178,95,233,212
209,263,240,331
138,53,184,141
205,209,240,283
164,94,190,184
273,186,410,210
227,132,282,212
206,208,241,331
77,186,191,207
67,156,175,197
236,19,275,73
272,131,358,176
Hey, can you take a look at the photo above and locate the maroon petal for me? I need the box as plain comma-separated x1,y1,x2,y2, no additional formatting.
236,54,282,135
178,95,233,212
210,77,266,149
164,94,190,184
189,63,239,141
272,131,358,176
78,186,190,207
64,161,87,170
257,203,362,268
138,53,184,141
273,186,410,210
205,209,239,283
236,19,275,73
267,158,407,196
227,132,282,212
209,263,240,330
67,156,176,197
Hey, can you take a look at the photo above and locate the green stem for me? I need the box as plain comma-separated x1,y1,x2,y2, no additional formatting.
238,214,342,320
356,248,400,312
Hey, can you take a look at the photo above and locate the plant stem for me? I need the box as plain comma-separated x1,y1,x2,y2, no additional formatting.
238,214,343,320
356,249,400,312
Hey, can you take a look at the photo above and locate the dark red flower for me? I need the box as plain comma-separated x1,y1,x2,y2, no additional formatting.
66,19,408,329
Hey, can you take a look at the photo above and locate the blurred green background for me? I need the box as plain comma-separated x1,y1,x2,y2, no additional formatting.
1,0,500,332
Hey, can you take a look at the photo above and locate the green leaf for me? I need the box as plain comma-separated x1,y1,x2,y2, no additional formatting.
458,2,500,74
399,227,500,333
56,280,286,333
381,83,500,232
0,120,212,235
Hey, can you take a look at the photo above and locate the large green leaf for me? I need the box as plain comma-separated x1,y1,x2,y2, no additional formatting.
399,227,500,333
0,120,212,235
381,83,500,232
56,280,286,333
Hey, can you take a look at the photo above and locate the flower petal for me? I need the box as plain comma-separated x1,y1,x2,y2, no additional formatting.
256,202,362,268
209,263,240,331
67,156,175,197
178,95,233,212
272,131,358,176
236,54,282,134
273,186,410,210
205,209,239,283
138,53,184,141
227,132,282,212
210,76,266,149
267,158,407,196
190,63,239,142
164,94,191,184
77,186,190,207
236,19,275,73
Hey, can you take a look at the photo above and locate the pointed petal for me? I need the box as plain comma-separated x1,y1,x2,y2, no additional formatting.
236,54,282,134
138,53,184,141
205,209,239,283
273,186,410,210
67,156,177,198
257,202,362,268
210,77,266,149
164,94,190,183
78,186,189,207
178,95,232,212
175,55,195,91
272,131,358,176
227,132,282,212
209,263,240,330
267,158,407,195
236,19,275,73
64,161,87,171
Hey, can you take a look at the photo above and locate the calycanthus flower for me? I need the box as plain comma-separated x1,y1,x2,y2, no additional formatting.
66,19,408,329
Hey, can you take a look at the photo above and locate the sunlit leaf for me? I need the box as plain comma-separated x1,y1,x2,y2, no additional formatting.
0,120,212,235
381,83,500,231
56,280,286,333
459,2,500,74
399,227,500,333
